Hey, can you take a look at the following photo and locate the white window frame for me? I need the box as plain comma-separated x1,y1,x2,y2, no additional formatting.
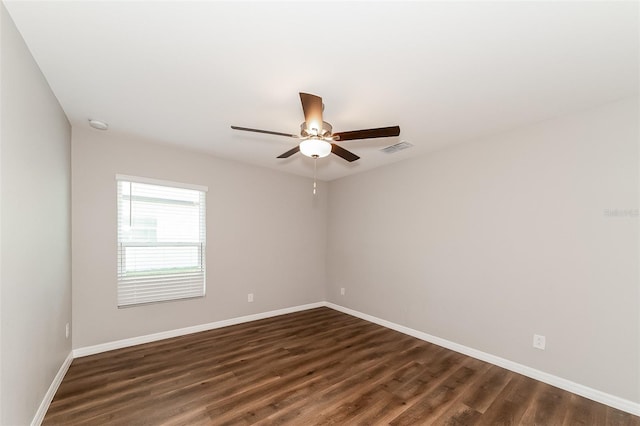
116,174,207,307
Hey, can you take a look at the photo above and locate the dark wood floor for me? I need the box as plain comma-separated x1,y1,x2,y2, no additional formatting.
44,307,639,425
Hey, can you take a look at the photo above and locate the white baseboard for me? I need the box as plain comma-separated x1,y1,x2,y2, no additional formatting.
325,302,640,417
31,351,73,426
73,301,325,358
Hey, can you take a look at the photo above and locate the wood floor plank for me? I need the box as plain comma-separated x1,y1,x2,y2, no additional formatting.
562,393,608,426
43,308,639,425
519,383,570,425
431,402,482,426
479,374,540,425
460,364,511,413
388,358,488,425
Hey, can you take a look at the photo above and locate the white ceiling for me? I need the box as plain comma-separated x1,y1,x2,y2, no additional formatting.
5,1,638,181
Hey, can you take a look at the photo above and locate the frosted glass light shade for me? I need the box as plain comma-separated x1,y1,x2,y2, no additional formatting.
299,138,332,158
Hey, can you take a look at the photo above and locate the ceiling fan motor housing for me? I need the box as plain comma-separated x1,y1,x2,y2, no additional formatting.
301,121,333,138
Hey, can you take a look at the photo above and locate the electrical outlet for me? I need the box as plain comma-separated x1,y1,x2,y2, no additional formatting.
340,288,345,296
533,334,546,350
65,323,70,339
248,293,254,303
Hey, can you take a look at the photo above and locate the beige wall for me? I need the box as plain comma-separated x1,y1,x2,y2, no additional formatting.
72,128,327,348
327,97,639,403
0,3,72,424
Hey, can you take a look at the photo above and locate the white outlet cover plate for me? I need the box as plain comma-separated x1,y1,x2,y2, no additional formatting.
533,334,546,350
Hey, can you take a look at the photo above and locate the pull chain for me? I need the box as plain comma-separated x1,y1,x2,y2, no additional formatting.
313,157,317,195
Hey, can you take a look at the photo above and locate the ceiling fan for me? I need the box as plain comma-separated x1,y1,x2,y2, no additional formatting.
231,92,400,162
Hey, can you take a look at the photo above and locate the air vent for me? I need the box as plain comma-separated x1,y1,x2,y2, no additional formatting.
380,141,413,154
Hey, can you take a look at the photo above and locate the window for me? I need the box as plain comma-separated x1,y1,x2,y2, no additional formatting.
116,175,207,307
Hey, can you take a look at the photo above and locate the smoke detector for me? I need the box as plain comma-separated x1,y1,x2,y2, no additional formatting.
88,119,108,130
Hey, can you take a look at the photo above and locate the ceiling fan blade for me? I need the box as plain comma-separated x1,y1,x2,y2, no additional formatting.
231,125,298,138
277,146,300,159
333,125,400,141
331,143,360,162
299,93,324,133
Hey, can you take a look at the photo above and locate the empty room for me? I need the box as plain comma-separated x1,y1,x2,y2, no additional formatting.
1,1,639,425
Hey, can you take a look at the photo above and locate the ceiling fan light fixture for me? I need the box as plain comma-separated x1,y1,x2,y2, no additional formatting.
299,138,332,158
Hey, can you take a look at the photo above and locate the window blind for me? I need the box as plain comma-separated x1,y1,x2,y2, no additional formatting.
116,176,207,307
